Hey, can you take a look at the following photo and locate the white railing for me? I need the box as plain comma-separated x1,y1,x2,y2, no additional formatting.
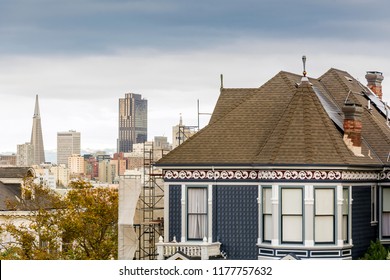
156,236,221,260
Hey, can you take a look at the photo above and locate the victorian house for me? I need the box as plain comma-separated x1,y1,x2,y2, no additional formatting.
156,66,390,260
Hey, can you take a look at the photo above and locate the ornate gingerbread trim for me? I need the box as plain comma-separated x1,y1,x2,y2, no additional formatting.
163,169,384,181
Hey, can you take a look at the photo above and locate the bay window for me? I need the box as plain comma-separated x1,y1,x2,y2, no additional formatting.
281,188,303,243
262,187,272,242
342,188,349,243
314,188,335,244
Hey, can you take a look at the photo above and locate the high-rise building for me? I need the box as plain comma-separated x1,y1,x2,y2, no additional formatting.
30,95,45,164
57,130,81,166
16,143,34,166
117,93,147,153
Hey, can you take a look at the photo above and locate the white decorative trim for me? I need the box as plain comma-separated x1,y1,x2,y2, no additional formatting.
164,169,384,181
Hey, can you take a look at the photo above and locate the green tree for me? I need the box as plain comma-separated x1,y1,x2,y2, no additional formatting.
60,180,118,260
0,179,64,259
0,179,118,260
361,239,389,260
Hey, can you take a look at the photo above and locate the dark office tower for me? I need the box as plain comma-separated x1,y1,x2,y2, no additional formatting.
30,95,45,164
117,93,147,153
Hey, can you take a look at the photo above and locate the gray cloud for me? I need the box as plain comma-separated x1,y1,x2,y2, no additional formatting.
2,0,390,55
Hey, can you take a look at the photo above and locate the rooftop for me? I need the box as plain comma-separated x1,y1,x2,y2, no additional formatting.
157,68,390,168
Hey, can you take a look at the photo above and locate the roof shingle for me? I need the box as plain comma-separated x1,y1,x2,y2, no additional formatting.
157,69,390,167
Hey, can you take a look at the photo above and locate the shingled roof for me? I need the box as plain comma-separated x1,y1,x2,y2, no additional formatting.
0,182,21,211
0,167,34,179
157,69,390,167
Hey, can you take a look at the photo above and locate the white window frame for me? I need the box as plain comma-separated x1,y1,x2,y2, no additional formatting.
342,187,349,243
186,186,208,241
280,187,303,244
314,187,335,244
262,186,272,243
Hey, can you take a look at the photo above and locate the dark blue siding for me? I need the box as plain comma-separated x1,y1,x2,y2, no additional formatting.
213,185,258,260
169,185,181,242
352,186,378,259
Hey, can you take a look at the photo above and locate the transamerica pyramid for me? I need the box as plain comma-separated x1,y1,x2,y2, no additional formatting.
30,95,45,164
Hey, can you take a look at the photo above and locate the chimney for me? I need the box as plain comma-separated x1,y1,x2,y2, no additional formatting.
365,71,384,100
342,103,364,156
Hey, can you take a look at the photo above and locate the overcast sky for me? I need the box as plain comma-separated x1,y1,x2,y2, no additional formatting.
1,0,390,155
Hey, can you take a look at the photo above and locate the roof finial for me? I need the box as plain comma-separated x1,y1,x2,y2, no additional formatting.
302,55,307,77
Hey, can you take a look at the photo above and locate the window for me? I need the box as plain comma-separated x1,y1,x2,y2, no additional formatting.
342,188,349,243
262,187,272,242
187,187,207,240
382,188,390,237
371,185,378,224
315,188,335,244
281,188,303,243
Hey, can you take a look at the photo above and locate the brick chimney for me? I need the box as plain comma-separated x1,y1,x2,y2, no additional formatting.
342,103,364,157
365,71,384,100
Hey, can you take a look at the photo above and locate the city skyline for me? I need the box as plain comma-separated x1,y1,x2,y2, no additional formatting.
1,1,390,153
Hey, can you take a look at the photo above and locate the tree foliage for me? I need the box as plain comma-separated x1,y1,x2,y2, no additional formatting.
0,179,118,260
61,180,118,259
361,239,389,260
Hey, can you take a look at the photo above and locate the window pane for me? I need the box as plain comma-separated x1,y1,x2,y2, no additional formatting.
263,188,272,214
343,188,349,215
343,216,348,241
263,214,272,241
383,188,390,212
188,188,207,213
315,216,334,243
282,189,302,215
188,214,207,239
282,216,302,242
187,188,207,240
315,189,334,215
383,213,390,236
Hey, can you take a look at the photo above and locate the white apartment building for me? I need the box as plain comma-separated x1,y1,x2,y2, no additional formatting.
50,164,70,187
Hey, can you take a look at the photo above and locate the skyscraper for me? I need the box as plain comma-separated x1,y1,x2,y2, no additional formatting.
57,130,81,166
30,95,45,164
117,93,147,153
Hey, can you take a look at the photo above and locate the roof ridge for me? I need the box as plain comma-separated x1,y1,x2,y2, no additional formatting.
253,81,357,165
253,73,299,162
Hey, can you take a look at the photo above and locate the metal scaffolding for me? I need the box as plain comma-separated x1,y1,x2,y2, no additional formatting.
133,142,168,260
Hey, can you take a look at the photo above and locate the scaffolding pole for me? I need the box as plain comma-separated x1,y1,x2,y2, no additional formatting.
133,142,167,260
